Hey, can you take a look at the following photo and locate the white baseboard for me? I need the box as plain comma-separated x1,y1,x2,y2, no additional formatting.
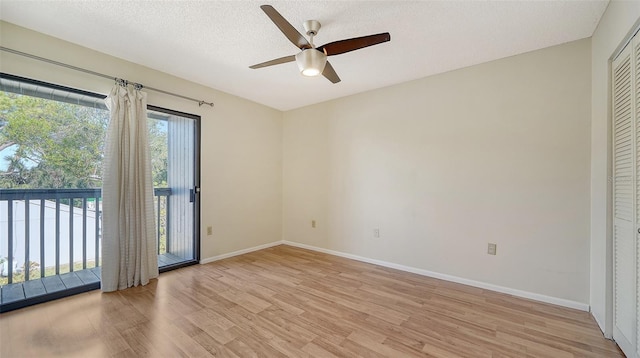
199,240,283,264
282,240,590,312
592,313,612,339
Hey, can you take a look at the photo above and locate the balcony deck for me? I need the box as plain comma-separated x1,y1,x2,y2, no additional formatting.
0,253,186,312
0,188,196,312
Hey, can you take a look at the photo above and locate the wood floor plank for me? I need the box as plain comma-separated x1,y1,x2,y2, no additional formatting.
301,341,341,358
191,331,242,358
0,245,625,357
184,308,238,344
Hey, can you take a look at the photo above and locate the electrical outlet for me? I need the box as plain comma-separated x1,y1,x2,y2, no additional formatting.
207,226,213,235
312,220,316,228
373,228,380,238
488,243,497,255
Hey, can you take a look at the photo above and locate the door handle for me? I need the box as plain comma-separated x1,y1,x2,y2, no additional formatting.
190,186,200,203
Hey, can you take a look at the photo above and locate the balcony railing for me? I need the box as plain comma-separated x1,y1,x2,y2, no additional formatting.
0,188,170,286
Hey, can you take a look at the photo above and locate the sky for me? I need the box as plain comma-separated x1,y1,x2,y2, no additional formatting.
0,146,14,171
0,145,37,171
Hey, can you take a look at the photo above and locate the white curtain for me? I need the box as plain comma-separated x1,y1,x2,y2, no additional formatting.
101,82,158,292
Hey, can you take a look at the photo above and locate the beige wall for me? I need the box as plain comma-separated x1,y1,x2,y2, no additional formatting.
283,39,592,305
2,14,611,313
590,2,640,336
0,21,283,261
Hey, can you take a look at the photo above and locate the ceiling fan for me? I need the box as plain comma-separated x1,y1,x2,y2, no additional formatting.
249,5,391,84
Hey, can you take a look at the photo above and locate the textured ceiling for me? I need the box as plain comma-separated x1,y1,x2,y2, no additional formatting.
0,0,608,111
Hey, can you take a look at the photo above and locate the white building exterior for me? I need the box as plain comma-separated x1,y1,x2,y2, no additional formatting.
0,199,99,276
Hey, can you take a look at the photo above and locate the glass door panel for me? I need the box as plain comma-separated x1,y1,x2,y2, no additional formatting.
148,107,199,269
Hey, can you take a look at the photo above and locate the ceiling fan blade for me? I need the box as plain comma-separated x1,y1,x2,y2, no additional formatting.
249,55,296,69
318,33,390,56
260,5,311,50
322,61,341,84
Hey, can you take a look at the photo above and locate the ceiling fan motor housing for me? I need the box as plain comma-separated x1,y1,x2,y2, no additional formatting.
296,49,327,76
250,5,390,84
298,20,325,76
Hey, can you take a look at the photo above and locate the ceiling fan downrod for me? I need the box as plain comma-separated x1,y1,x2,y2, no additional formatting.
249,5,391,84
303,20,321,48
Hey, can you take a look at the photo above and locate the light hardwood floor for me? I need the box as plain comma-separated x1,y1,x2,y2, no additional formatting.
0,245,624,357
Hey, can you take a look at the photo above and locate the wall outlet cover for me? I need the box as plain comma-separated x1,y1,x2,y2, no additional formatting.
488,243,497,255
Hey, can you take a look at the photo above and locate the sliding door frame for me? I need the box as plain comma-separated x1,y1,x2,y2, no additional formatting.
148,105,201,273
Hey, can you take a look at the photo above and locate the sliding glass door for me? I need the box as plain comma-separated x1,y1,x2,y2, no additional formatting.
0,74,201,311
148,107,200,269
0,75,200,301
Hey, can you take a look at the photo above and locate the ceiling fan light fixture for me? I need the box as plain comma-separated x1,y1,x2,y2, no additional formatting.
296,49,327,77
250,5,389,84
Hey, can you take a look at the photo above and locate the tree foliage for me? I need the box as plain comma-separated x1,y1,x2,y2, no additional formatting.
0,91,168,189
148,118,168,187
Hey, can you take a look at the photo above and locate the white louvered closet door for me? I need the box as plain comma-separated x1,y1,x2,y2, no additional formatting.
613,34,639,358
636,36,640,358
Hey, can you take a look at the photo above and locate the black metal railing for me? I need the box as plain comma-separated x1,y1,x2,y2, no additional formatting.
0,188,170,285
154,187,171,255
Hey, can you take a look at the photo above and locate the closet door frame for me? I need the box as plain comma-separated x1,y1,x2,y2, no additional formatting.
609,23,640,358
611,37,637,358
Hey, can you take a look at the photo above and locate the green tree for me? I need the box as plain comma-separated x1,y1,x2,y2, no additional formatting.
0,91,169,189
0,92,108,188
148,118,168,187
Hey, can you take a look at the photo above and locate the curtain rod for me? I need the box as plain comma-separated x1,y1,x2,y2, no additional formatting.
0,46,214,107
